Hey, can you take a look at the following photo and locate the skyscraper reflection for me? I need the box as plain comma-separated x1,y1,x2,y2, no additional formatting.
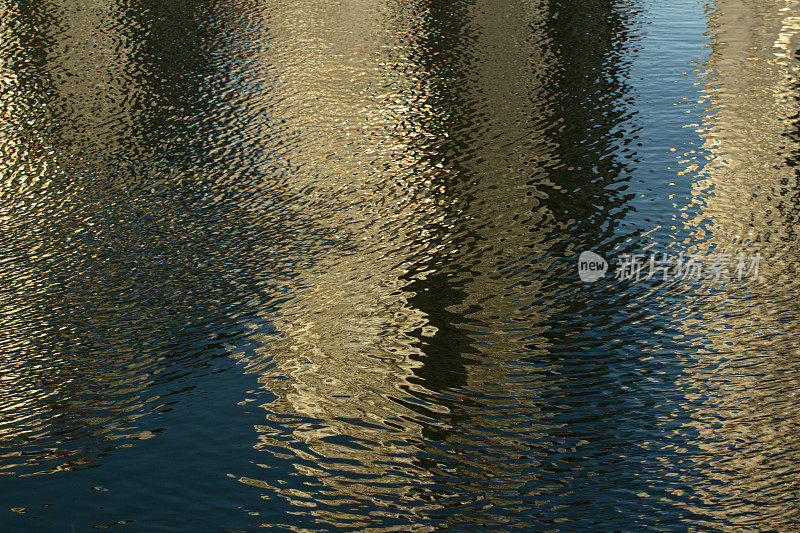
234,0,644,527
658,0,800,528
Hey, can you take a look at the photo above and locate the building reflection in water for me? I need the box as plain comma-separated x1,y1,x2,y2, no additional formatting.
662,0,800,528
0,0,301,476
0,0,162,474
232,0,645,527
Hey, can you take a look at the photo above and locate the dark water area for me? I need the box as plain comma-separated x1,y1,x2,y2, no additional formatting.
2,0,800,530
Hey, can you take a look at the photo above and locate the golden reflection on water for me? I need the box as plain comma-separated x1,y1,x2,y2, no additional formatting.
669,0,800,527
234,0,630,526
232,0,444,524
0,1,153,473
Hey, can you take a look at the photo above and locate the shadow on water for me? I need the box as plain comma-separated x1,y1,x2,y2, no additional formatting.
383,0,696,528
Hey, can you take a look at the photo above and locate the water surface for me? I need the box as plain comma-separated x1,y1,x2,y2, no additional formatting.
2,0,800,530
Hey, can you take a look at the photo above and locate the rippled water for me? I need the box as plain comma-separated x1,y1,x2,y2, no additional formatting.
2,0,800,530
